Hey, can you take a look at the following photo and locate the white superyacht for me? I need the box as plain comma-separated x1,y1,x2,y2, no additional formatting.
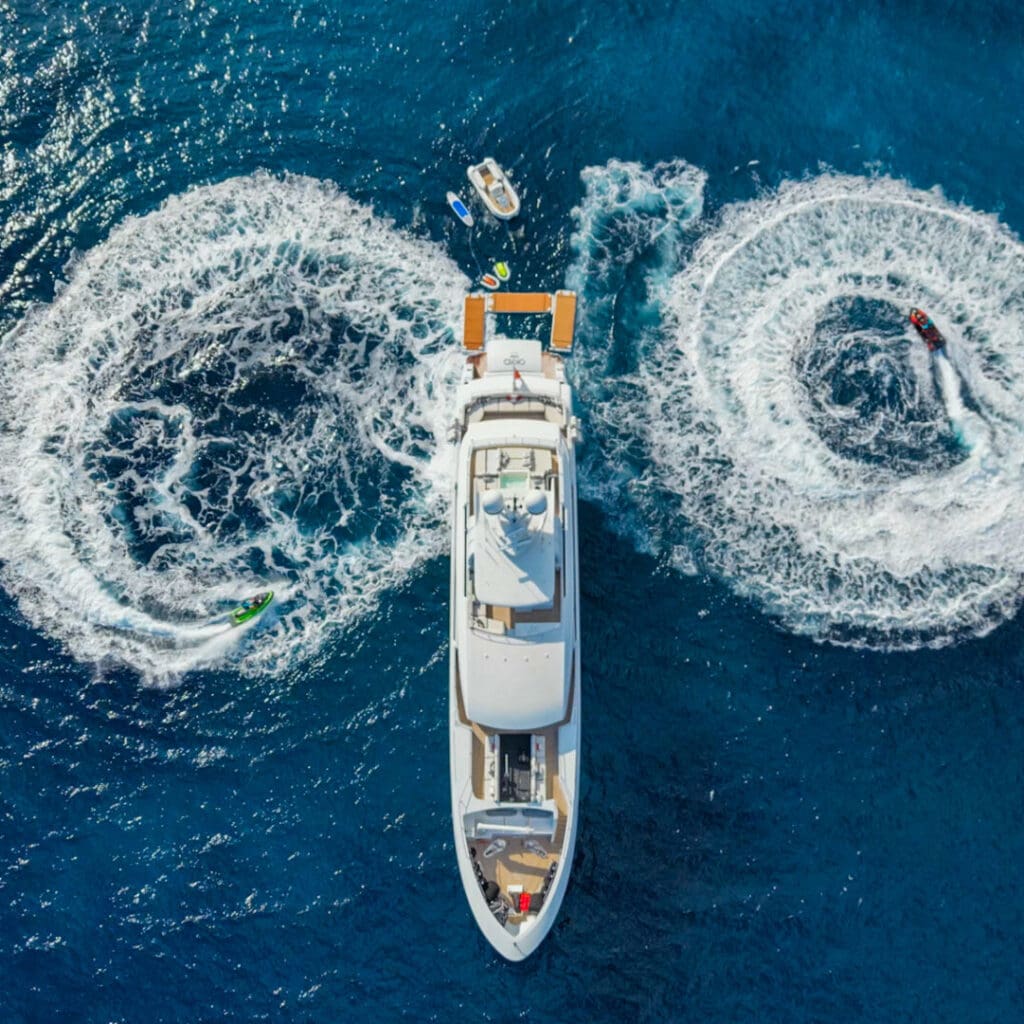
449,289,581,960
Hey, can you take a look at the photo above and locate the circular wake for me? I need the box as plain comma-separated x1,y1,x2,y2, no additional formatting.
0,173,466,681
633,173,1024,648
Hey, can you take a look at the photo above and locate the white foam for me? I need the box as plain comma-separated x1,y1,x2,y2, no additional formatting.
567,159,707,350
0,173,466,682
618,173,1024,648
566,159,707,514
934,353,991,457
570,159,708,268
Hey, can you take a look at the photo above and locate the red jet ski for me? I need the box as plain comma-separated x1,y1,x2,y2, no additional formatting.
909,307,946,352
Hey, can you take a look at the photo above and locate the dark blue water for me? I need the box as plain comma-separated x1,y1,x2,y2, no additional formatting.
3,2,1024,1021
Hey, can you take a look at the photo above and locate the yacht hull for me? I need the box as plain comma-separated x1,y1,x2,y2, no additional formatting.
447,302,581,960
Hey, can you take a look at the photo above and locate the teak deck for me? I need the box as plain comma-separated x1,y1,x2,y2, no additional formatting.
463,295,486,350
550,291,576,351
462,291,576,352
489,292,553,314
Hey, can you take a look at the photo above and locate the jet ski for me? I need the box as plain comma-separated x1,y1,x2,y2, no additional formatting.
909,307,946,352
230,591,273,626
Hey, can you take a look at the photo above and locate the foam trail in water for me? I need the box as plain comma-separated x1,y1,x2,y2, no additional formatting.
568,159,707,367
566,159,707,521
0,173,467,682
934,352,990,456
577,170,1024,648
610,172,1024,649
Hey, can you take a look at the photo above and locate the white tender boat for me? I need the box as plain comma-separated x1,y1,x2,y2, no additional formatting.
467,158,521,220
449,289,581,960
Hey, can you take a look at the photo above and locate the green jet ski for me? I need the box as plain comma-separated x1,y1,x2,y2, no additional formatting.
230,591,273,626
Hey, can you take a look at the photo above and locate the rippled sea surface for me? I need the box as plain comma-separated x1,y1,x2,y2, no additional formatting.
3,2,1024,1021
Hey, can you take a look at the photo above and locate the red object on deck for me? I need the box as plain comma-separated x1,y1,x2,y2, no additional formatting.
518,892,531,913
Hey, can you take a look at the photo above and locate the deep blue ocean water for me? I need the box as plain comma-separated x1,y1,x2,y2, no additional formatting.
3,1,1024,1021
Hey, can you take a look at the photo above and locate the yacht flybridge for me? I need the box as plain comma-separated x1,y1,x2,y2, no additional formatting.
449,289,581,960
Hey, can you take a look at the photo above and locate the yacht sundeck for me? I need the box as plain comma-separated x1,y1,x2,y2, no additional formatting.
449,289,581,960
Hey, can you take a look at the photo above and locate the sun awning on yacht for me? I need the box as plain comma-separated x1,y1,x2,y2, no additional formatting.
463,634,569,730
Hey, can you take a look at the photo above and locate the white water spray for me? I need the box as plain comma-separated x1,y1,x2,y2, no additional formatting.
0,173,466,681
577,169,1024,649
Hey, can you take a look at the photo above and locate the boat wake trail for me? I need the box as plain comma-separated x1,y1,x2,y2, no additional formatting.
577,168,1024,649
934,353,991,456
567,159,707,526
0,173,466,682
